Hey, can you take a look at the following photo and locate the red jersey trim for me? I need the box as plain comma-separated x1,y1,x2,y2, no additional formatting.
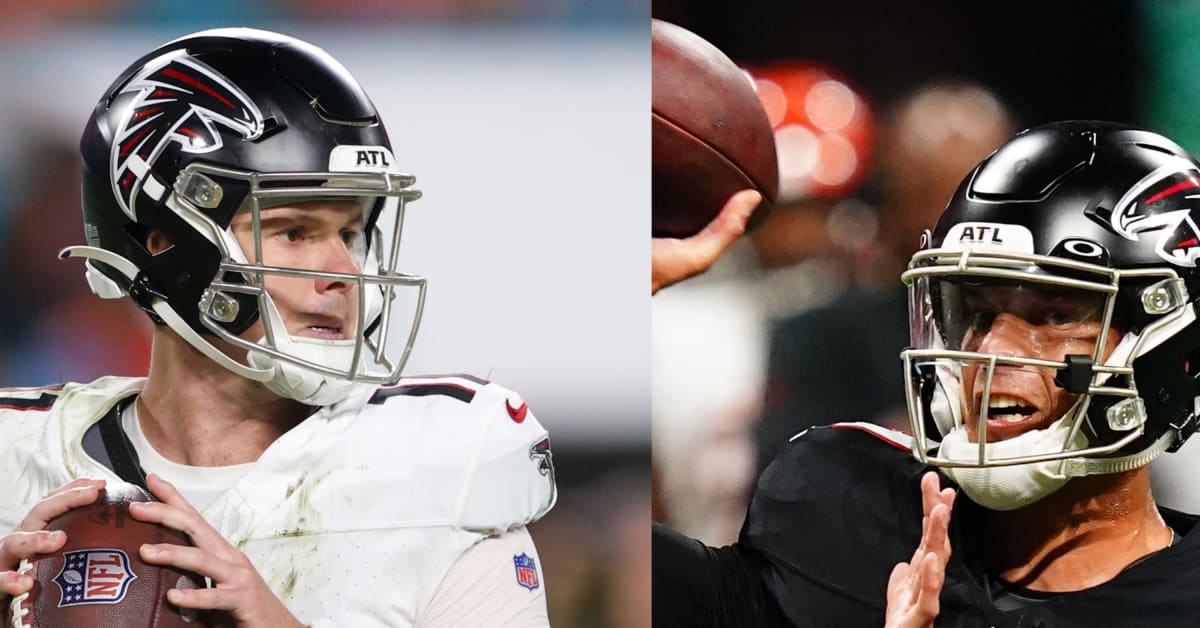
829,421,915,451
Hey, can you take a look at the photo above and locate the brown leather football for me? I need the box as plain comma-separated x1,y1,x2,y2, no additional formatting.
652,19,779,239
10,482,206,628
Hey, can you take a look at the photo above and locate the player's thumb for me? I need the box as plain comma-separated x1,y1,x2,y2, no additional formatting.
696,188,759,247
718,189,761,236
686,188,760,263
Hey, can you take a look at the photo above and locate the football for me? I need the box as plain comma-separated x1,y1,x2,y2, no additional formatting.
652,19,779,239
11,482,206,628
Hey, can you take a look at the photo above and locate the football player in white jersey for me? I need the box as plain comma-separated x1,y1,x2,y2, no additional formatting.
0,29,555,627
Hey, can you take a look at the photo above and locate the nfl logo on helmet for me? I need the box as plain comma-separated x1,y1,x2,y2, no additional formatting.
513,553,539,591
53,549,138,606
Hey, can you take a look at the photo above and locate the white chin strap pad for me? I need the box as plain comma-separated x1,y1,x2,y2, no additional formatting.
937,419,1086,511
929,362,963,436
246,297,361,406
361,247,385,330
247,342,357,406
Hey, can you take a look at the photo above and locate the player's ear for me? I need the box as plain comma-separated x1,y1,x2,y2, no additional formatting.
145,229,173,255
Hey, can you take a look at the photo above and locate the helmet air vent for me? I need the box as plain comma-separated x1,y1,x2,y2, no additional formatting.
969,129,1095,201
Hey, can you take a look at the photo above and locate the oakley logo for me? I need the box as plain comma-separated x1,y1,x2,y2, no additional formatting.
1060,239,1105,259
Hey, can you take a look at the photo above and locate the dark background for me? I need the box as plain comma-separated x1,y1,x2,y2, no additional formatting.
654,0,1143,134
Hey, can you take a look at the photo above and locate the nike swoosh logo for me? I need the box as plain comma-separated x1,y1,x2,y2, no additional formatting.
506,399,528,423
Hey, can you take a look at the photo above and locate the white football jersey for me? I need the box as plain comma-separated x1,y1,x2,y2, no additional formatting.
0,375,557,626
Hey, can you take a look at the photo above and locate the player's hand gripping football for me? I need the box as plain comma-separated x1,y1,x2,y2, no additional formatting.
651,189,760,294
129,473,304,628
1,479,105,603
885,472,956,628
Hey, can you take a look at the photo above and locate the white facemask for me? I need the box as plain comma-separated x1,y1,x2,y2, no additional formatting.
937,418,1088,511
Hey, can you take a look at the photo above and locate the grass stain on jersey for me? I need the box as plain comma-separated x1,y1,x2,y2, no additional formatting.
280,568,300,599
256,468,338,599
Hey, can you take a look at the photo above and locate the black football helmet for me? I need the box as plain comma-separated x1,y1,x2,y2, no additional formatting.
903,121,1200,474
63,28,425,404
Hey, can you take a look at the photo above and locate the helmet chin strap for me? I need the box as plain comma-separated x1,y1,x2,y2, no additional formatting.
63,245,382,407
939,419,1086,511
929,361,964,436
938,416,1176,511
1061,430,1175,476
60,245,274,383
245,296,361,406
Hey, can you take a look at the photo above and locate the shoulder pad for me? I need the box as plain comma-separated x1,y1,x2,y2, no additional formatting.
368,373,489,406
823,422,924,451
366,375,556,533
0,385,64,412
0,386,63,415
741,423,929,609
455,380,556,533
773,423,930,487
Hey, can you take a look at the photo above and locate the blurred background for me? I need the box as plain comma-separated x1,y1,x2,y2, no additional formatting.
0,2,647,627
651,0,1200,543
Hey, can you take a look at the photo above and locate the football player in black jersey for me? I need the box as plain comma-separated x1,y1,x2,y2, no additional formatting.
653,121,1200,627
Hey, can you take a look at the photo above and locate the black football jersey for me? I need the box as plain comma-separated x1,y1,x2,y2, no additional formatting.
653,423,1200,628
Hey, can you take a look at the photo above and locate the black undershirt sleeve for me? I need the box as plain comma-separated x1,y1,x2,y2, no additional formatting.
652,522,786,628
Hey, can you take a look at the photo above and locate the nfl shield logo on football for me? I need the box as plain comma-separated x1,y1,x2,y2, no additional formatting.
513,553,539,591
53,548,138,606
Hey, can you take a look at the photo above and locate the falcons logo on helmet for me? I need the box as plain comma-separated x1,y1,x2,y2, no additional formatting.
1112,156,1200,267
109,50,264,218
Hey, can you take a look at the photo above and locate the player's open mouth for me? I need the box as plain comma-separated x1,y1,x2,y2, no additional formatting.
298,321,347,340
987,394,1037,422
977,393,1046,440
293,311,350,340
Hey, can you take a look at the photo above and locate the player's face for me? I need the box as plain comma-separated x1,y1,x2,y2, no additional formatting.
230,199,366,341
952,282,1123,443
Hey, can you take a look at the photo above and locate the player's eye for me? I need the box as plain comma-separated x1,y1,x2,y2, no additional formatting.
1044,308,1075,326
958,289,997,334
1034,299,1100,327
281,227,304,243
967,310,997,334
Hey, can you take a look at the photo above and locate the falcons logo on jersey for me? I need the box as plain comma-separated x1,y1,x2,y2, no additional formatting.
529,437,556,505
109,51,264,218
1112,157,1200,267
